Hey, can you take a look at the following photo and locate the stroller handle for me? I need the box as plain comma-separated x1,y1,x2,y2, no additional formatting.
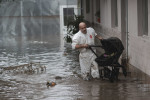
88,45,102,57
88,45,102,47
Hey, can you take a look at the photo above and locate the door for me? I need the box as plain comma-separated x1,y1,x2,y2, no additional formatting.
60,5,78,35
59,5,78,50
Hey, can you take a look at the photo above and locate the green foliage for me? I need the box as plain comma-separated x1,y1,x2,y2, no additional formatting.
64,15,84,43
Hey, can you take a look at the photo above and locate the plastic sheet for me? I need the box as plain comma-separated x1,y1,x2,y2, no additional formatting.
0,0,77,48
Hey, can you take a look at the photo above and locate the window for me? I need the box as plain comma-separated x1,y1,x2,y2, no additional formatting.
137,0,148,36
95,0,100,23
63,8,74,26
111,0,118,27
86,0,90,13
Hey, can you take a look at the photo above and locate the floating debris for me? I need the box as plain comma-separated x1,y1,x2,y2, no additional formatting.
46,81,56,88
55,76,62,80
0,62,46,74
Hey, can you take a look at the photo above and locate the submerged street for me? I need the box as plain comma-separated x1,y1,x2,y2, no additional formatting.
0,40,150,100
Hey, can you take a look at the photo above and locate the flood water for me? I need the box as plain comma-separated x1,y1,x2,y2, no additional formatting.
0,35,150,100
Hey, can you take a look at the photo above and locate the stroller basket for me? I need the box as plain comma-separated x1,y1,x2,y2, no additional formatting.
95,53,116,66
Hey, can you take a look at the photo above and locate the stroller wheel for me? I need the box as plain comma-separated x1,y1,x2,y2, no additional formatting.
109,78,114,82
113,67,119,81
109,67,119,82
122,66,127,77
100,76,104,80
99,69,104,79
109,71,114,82
104,67,111,78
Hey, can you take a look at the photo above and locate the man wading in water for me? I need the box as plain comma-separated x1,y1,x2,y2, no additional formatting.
72,22,103,81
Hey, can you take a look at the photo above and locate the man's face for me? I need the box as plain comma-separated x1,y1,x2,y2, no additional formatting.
80,24,87,34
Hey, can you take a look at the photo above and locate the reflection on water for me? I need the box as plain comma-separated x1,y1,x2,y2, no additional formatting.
0,36,150,100
0,33,80,100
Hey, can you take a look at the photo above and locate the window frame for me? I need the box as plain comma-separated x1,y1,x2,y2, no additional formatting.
111,0,118,28
137,0,148,36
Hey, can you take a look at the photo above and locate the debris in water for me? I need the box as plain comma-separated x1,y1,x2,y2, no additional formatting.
1,62,46,74
55,76,62,80
46,81,56,87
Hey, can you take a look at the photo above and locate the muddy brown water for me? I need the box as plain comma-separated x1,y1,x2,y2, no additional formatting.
0,41,150,100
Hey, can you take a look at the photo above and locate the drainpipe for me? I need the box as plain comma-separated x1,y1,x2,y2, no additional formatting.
121,0,128,66
126,0,128,63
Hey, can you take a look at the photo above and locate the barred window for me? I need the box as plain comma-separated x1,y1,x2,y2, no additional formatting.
95,0,100,23
137,0,148,36
111,0,118,27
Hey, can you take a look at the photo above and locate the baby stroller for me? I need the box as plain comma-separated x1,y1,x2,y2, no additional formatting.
89,37,127,82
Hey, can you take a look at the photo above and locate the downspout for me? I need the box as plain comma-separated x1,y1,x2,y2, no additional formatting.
126,0,128,63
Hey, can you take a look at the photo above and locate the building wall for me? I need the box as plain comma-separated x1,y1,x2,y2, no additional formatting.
82,0,122,38
81,0,121,43
87,0,122,38
100,0,111,28
82,0,150,76
81,0,92,23
128,0,150,75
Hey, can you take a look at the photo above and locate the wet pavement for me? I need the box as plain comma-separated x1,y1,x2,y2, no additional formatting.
0,41,150,100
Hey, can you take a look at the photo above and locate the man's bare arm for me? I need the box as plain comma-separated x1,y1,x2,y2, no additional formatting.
96,35,103,40
75,44,89,49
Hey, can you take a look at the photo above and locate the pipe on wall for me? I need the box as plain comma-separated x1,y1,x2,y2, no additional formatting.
126,0,128,63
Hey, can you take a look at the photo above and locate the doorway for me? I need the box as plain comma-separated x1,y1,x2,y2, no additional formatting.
59,5,78,50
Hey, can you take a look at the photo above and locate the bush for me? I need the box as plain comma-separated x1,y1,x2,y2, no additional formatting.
64,15,84,43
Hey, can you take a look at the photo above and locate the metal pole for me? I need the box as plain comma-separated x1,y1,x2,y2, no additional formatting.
126,0,128,63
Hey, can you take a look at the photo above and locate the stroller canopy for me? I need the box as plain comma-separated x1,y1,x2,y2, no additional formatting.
101,37,124,54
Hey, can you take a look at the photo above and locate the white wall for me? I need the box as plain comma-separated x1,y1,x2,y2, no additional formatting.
128,0,150,75
100,0,111,28
117,0,121,32
96,0,121,38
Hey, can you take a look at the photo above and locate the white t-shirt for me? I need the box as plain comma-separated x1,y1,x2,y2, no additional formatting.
72,27,97,51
